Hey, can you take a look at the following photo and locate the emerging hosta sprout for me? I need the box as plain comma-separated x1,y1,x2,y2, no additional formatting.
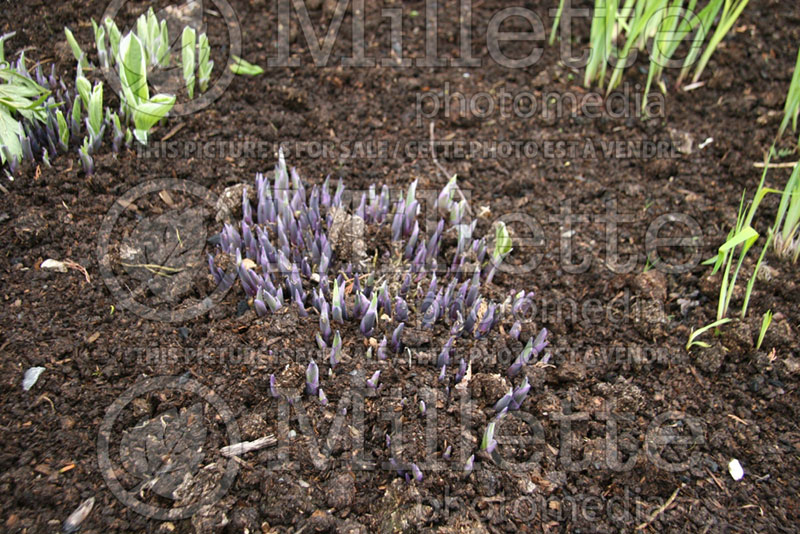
508,328,548,377
410,463,423,482
366,370,381,389
269,374,280,398
464,454,475,476
418,400,426,414
391,323,404,353
377,336,388,360
319,388,328,406
360,292,379,337
306,360,319,396
481,421,497,453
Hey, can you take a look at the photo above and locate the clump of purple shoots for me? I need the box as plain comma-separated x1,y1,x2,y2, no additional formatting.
210,150,555,478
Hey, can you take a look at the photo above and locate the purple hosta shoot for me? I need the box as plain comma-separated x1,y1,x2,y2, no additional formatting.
508,337,533,377
510,377,530,410
507,328,547,377
481,421,497,453
411,242,427,273
293,288,308,317
366,370,381,389
319,389,328,406
404,182,419,234
360,292,379,336
475,303,496,338
419,400,426,414
391,322,404,352
330,330,342,369
393,297,409,323
399,273,412,298
437,337,454,368
437,175,458,217
493,388,513,413
476,237,487,264
366,347,373,359
377,336,388,360
450,311,465,337
509,321,522,340
532,327,549,354
365,272,375,296
391,199,406,242
455,358,467,383
464,454,475,476
438,364,447,382
386,434,391,448
331,280,344,323
332,178,345,207
316,332,326,350
238,264,260,297
378,282,392,315
410,463,423,482
464,298,480,334
242,186,253,225
466,270,481,308
421,296,440,329
355,192,367,220
354,291,370,319
270,374,279,398
404,221,419,260
319,301,332,343
254,288,268,317
443,445,452,460
426,219,445,262
306,360,319,396
450,199,467,225
77,140,94,175
263,290,282,312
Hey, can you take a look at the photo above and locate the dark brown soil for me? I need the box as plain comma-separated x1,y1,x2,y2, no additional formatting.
1,1,799,533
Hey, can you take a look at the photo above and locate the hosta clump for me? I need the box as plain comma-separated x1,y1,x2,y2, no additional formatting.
210,149,551,481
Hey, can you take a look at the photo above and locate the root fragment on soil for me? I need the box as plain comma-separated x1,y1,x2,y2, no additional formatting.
635,483,684,531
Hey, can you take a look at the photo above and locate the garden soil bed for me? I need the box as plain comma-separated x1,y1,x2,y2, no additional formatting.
1,0,799,532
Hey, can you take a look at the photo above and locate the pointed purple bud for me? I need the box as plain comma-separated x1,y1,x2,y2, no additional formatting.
377,336,388,360
319,389,328,406
509,321,522,340
366,370,381,389
404,221,419,260
437,337,454,368
481,421,497,453
475,303,496,338
438,364,447,382
456,358,467,383
510,377,530,411
270,374,279,398
532,328,549,355
464,454,475,476
443,445,452,460
306,360,319,396
394,297,408,322
399,273,412,298
391,323,405,353
254,290,268,317
391,199,405,242
319,302,332,343
316,332,327,350
264,290,282,312
242,187,253,225
494,389,513,413
359,293,379,336
410,463,423,482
